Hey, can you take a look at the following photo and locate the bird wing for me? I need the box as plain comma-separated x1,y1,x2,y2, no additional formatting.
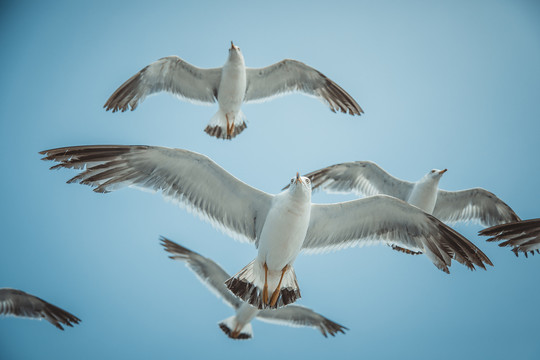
294,161,413,199
0,288,80,330
479,218,540,257
433,188,520,227
244,59,362,115
160,237,241,309
40,145,274,245
302,195,492,273
257,304,347,337
104,56,222,112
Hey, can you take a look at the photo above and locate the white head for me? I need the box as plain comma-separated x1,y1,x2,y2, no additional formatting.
421,168,447,183
287,172,312,198
228,41,244,63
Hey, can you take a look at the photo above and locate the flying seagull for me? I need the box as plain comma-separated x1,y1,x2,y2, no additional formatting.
480,218,540,257
295,161,519,227
0,288,81,330
104,42,362,140
41,145,492,309
160,237,347,339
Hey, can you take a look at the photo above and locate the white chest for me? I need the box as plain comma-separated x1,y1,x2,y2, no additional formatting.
257,195,311,270
407,182,439,214
217,62,247,110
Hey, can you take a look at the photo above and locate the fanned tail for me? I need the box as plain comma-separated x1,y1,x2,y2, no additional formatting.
225,260,301,310
205,110,247,140
218,316,253,340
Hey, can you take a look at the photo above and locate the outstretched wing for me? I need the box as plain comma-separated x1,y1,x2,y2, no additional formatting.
303,195,493,274
295,161,413,200
245,59,362,115
40,145,273,245
0,288,80,330
480,218,540,257
257,305,347,337
104,56,222,112
160,237,241,309
434,188,520,227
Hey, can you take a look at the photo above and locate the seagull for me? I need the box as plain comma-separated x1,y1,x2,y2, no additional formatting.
0,288,81,330
160,237,347,339
103,42,363,140
41,145,492,309
296,161,520,227
479,218,540,257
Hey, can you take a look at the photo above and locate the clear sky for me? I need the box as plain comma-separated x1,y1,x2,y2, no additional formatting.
0,0,539,359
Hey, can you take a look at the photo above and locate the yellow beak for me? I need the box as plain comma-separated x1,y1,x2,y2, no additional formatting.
295,172,302,185
439,169,448,175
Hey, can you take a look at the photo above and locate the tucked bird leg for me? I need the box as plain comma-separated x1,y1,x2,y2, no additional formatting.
269,265,290,307
226,114,233,139
262,263,269,304
231,325,241,339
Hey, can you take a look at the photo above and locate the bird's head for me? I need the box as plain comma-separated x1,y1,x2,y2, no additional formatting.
230,41,240,51
228,41,244,64
287,172,312,196
424,168,447,182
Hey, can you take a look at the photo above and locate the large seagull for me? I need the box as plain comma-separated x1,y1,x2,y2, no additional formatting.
297,161,519,227
104,42,362,140
160,237,347,339
41,145,492,309
0,288,81,330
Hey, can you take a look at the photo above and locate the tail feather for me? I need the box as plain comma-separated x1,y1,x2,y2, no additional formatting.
225,260,301,309
205,110,247,140
218,316,253,340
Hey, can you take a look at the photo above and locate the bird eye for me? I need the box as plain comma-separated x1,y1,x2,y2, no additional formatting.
305,178,310,184
430,170,435,173
290,179,294,183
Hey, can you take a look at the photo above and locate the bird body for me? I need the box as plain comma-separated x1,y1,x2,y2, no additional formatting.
207,43,248,138
257,183,311,270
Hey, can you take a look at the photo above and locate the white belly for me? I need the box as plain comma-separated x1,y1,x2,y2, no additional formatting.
257,196,311,271
217,64,246,116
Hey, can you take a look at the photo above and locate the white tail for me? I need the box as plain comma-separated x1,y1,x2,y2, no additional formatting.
218,316,253,340
204,110,247,140
225,260,301,309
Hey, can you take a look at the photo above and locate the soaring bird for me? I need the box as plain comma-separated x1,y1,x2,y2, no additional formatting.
160,237,347,339
0,288,81,330
41,145,492,309
480,218,540,257
104,42,362,140
296,161,519,227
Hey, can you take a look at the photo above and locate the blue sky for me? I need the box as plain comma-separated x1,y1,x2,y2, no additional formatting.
1,0,539,359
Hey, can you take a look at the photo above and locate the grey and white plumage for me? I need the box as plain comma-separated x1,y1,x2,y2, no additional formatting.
160,237,347,339
298,161,519,227
480,218,540,257
0,288,80,330
104,42,362,140
41,145,492,308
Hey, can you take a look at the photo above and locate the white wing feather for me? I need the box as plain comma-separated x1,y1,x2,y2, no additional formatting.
104,56,222,112
40,145,273,245
303,195,492,273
